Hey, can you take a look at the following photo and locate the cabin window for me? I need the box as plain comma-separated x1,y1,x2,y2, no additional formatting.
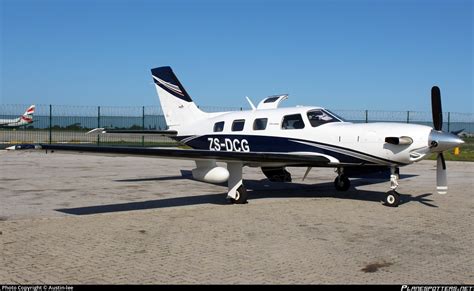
213,121,225,132
281,114,305,129
253,118,268,130
231,119,245,131
307,110,337,127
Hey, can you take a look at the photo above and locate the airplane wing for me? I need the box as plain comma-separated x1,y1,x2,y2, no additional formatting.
8,144,332,166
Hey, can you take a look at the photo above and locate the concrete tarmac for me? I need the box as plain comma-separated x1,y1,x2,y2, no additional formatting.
0,150,473,284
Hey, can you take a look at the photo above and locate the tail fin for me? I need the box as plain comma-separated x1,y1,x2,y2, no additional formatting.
20,105,35,124
151,66,206,128
23,105,35,116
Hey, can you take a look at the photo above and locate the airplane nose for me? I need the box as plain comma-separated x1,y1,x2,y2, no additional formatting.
429,130,465,152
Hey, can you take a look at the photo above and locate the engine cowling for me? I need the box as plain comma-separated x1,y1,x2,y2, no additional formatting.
192,166,229,184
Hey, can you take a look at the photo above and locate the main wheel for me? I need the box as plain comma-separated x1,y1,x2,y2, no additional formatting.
334,174,350,191
231,184,248,204
384,190,400,207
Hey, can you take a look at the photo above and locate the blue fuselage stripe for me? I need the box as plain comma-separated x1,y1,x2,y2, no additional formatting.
173,134,406,166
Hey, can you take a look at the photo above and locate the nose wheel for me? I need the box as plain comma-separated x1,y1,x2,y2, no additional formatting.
384,190,400,207
384,167,401,207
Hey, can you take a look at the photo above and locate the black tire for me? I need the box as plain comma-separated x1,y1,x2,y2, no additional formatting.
231,184,248,204
334,174,350,191
384,190,400,207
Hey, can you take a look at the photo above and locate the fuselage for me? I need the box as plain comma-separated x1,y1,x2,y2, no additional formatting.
171,106,434,167
0,117,32,128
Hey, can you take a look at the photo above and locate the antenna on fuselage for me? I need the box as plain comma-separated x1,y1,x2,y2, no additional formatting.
245,96,256,111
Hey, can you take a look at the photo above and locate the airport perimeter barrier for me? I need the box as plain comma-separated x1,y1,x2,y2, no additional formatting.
0,104,473,147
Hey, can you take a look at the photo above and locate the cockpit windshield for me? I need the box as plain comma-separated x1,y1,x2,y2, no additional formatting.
306,109,344,127
324,109,345,122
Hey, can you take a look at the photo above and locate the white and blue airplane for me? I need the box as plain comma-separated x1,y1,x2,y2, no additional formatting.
8,67,464,207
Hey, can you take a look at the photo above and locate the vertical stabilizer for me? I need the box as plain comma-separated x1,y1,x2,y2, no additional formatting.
20,105,35,124
151,67,206,128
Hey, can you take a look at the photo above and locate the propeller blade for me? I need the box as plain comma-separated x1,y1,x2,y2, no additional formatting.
436,153,447,194
302,167,312,181
439,152,446,170
431,86,443,131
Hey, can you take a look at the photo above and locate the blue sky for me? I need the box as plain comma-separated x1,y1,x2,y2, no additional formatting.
1,0,472,112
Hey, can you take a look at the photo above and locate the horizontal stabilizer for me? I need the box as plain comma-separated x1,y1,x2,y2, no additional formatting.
86,128,177,137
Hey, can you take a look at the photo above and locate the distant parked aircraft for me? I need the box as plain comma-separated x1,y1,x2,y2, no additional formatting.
0,105,35,128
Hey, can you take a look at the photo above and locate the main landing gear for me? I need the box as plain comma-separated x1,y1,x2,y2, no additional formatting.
334,168,351,191
226,162,248,204
232,185,248,204
384,167,401,207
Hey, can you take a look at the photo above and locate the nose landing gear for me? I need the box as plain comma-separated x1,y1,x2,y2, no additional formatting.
384,167,401,207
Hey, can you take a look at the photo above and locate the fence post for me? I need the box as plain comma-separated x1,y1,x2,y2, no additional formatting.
142,106,145,147
365,110,368,123
447,112,450,132
49,104,52,144
97,106,101,146
407,111,410,123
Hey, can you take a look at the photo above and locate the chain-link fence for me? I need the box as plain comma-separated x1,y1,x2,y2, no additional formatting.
332,109,473,133
1,104,473,147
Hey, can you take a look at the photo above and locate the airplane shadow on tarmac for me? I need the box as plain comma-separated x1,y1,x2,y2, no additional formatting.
56,172,437,216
